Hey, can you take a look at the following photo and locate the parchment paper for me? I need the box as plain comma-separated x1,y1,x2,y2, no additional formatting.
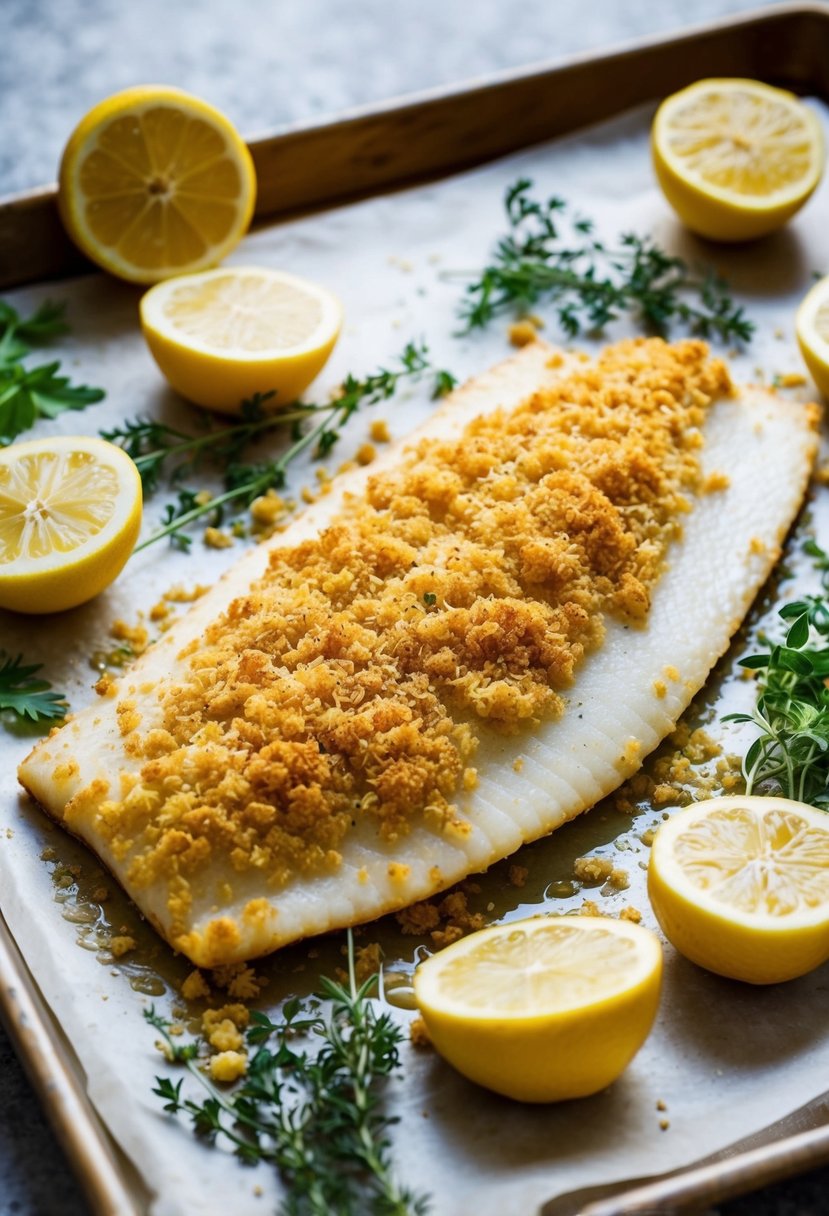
3,99,829,1216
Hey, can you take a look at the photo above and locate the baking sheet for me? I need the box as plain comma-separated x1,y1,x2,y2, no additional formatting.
2,99,829,1216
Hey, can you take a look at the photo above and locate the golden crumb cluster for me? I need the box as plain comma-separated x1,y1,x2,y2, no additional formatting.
96,339,731,920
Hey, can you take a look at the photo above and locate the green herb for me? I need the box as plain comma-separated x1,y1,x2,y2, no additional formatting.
0,300,105,443
0,652,68,723
126,342,451,553
454,179,753,343
724,539,829,805
423,592,437,606
146,933,427,1216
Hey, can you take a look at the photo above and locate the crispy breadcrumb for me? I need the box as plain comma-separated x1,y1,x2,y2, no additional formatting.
89,340,730,925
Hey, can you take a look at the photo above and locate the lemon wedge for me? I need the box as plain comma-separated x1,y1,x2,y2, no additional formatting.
413,916,662,1103
652,78,824,241
140,266,343,413
0,436,142,614
648,795,829,984
796,274,829,398
58,86,256,284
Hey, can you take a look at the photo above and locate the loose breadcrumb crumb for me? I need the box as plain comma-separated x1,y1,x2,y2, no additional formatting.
356,442,376,466
109,935,137,957
508,320,540,348
508,864,528,888
181,970,211,1001
409,1016,432,1049
209,1051,248,1083
204,527,234,549
370,419,391,443
574,856,614,884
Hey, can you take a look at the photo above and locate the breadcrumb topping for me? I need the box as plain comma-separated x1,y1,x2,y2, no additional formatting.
88,339,730,930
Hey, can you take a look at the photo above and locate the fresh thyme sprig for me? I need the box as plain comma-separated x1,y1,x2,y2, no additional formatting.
454,179,753,343
0,299,105,443
146,933,428,1216
0,652,68,723
724,539,829,805
128,342,454,553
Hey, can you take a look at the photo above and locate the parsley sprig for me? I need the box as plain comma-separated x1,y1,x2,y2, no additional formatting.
725,540,829,805
147,933,427,1216
0,652,67,723
120,342,454,553
455,179,753,343
0,300,105,443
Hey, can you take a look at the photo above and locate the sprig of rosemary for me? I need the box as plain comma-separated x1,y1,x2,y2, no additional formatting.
146,933,427,1216
725,540,829,805
125,342,454,553
0,300,105,443
0,652,67,723
454,179,753,343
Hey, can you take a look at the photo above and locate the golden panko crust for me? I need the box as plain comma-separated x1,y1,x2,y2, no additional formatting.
85,339,731,937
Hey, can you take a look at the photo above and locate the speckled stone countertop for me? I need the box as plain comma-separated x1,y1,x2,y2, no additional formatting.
1,1,828,1213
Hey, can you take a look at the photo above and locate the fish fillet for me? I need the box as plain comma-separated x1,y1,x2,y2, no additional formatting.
18,340,818,966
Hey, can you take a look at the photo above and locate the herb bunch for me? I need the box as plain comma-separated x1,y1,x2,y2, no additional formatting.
111,341,454,553
725,540,829,805
0,300,105,443
456,179,753,343
147,935,427,1216
0,652,67,723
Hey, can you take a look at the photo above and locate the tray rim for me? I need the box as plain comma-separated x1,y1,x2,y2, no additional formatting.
3,4,829,1214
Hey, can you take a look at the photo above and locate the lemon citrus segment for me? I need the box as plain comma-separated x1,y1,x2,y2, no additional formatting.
0,436,142,614
413,916,662,1102
796,274,829,398
652,79,824,241
648,795,829,984
140,267,343,413
58,86,256,284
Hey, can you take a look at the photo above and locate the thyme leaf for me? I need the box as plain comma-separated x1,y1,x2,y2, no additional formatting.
454,179,753,344
724,540,829,805
147,932,428,1215
123,342,451,553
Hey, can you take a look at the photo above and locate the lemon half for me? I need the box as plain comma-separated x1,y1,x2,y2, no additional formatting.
413,915,662,1103
140,267,343,413
652,78,824,241
648,795,829,984
796,274,829,398
58,85,256,284
0,436,142,614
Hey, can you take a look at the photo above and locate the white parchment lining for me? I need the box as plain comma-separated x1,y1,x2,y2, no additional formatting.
2,101,829,1215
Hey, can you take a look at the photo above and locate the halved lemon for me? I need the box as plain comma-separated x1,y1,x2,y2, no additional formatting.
413,916,662,1103
652,78,824,241
0,436,142,614
796,274,829,398
648,795,829,984
140,266,343,413
58,85,256,284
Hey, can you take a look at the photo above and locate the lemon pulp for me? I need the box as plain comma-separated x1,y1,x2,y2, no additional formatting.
58,86,256,284
648,795,829,984
414,916,662,1102
652,79,824,241
0,437,142,614
140,267,343,413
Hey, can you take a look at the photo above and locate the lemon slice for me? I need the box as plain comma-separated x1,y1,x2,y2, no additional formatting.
140,266,343,413
58,86,256,284
413,916,662,1102
652,78,824,241
648,795,829,984
796,274,829,398
0,436,142,614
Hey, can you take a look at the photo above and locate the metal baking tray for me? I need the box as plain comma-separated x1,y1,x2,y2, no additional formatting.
2,5,829,1213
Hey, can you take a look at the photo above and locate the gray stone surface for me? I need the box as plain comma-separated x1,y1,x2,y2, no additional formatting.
1,0,827,1213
